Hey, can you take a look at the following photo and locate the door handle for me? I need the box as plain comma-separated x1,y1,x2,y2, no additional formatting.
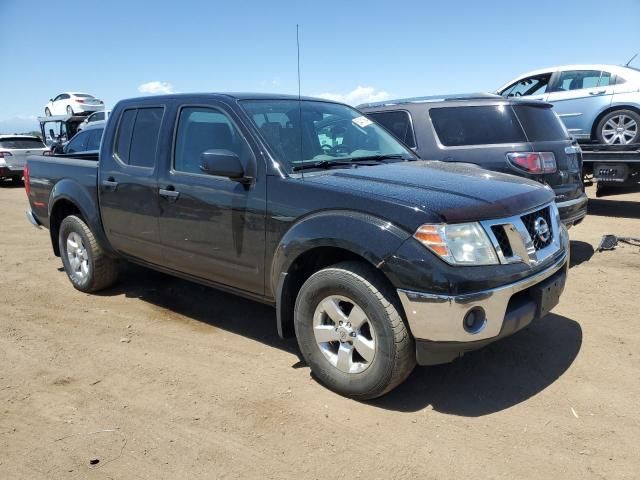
589,90,606,95
102,177,119,192
159,187,180,202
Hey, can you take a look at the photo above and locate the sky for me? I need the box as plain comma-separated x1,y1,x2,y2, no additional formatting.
1,0,640,133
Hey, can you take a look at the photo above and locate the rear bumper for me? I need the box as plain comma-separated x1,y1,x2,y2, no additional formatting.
557,193,588,227
26,209,42,229
398,239,569,365
0,166,23,178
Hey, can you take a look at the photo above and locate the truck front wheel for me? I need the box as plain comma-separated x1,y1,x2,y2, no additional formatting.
294,261,415,399
59,215,119,293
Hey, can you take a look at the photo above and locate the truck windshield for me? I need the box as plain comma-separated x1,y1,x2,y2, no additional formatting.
240,99,416,172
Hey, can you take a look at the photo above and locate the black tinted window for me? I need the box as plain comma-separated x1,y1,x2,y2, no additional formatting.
513,105,569,142
430,106,525,146
89,112,104,122
366,111,416,148
174,107,246,174
130,108,163,168
86,128,103,151
65,131,89,153
114,108,163,167
0,138,45,149
114,109,136,163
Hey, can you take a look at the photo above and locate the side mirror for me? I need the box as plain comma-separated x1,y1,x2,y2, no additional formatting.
200,149,249,181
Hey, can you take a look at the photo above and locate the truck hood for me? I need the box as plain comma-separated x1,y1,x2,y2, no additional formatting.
304,160,554,223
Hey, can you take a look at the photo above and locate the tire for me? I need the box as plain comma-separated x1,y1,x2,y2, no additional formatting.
294,261,415,399
66,105,74,115
45,107,51,116
596,109,640,145
59,215,119,293
10,176,23,186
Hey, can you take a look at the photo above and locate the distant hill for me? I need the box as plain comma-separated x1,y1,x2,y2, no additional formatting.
0,117,40,135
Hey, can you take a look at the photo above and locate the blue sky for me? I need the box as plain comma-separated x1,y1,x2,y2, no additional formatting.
1,0,640,132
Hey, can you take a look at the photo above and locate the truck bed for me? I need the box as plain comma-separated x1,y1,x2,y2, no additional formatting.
27,154,99,229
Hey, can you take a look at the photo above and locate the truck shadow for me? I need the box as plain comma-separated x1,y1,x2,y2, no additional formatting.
98,265,582,417
588,186,640,219
370,313,582,415
569,240,594,268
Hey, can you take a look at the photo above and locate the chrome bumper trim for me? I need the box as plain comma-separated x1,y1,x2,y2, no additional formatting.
398,236,569,343
556,194,588,209
26,209,41,229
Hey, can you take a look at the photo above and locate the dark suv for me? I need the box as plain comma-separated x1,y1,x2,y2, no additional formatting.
359,94,588,227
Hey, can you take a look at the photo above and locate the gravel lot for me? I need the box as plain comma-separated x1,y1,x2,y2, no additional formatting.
1,182,638,479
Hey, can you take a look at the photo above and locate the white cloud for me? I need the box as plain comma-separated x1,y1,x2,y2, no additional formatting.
316,86,391,106
138,81,175,94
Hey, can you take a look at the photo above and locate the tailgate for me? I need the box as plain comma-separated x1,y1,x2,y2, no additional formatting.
6,148,47,170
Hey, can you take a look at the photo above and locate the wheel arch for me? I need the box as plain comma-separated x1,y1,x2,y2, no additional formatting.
270,210,411,338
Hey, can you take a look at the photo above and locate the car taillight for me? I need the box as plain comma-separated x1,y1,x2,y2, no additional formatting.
24,164,31,196
0,151,12,158
506,152,556,174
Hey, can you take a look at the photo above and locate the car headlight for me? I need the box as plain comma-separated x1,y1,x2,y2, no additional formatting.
414,222,499,265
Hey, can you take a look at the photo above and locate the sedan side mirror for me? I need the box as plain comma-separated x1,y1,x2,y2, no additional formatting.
200,149,250,182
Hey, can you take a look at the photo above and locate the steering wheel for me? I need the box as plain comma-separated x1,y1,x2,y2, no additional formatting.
514,91,522,97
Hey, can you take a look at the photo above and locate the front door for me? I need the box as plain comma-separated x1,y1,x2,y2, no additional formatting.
546,69,614,139
157,104,266,295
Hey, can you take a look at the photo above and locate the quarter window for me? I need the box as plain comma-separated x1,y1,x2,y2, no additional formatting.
114,107,163,168
174,107,247,175
365,111,416,148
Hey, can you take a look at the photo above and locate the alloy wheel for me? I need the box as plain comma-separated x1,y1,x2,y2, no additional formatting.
66,232,90,281
312,295,376,374
601,114,638,145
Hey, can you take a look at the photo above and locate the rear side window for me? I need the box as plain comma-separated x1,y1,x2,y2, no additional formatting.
0,138,45,149
553,70,603,91
513,105,569,141
429,106,525,146
365,111,416,148
114,107,164,168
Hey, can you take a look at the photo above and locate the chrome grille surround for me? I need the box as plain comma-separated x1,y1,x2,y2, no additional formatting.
481,202,562,267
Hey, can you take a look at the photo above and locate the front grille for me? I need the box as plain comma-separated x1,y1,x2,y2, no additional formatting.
491,225,513,257
521,207,553,250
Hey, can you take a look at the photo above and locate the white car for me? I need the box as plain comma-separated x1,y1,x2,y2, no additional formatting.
77,110,110,131
44,92,105,117
497,64,640,144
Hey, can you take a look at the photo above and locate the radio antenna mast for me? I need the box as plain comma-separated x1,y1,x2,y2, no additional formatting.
625,53,638,67
296,24,304,179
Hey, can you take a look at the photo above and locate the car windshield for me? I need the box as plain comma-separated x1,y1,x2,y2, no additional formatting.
240,99,415,172
0,137,46,149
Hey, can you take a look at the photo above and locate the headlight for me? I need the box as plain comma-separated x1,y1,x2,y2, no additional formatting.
414,222,498,265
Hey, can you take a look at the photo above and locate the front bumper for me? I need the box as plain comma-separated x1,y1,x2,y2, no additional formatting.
398,242,569,365
557,193,588,227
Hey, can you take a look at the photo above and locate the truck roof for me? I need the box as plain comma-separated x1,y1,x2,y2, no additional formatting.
117,92,344,104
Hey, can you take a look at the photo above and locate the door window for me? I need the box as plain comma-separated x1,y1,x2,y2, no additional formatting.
501,74,551,97
173,107,247,175
552,70,603,92
365,111,416,148
113,107,164,168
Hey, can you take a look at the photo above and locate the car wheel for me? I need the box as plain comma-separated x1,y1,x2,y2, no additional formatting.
45,107,51,116
10,176,23,186
596,109,640,145
294,261,415,399
66,105,74,115
59,215,119,293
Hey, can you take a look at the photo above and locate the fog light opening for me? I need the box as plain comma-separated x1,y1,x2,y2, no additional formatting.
463,307,486,334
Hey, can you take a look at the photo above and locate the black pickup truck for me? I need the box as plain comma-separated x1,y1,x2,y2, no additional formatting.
25,93,570,399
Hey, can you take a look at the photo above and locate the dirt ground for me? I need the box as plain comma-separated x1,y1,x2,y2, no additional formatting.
1,182,639,479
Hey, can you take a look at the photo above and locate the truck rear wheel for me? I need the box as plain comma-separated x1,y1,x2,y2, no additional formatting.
59,215,119,293
294,261,415,399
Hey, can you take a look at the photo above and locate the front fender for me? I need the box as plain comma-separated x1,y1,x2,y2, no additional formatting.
269,210,411,296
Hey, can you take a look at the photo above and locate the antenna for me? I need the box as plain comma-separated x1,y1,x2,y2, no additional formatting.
296,24,304,178
625,53,638,67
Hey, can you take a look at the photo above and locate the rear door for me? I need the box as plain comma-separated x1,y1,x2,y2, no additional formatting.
156,102,266,294
98,106,165,264
545,70,614,138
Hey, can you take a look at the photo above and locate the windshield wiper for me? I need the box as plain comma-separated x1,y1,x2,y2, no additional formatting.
344,153,412,162
292,159,374,172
